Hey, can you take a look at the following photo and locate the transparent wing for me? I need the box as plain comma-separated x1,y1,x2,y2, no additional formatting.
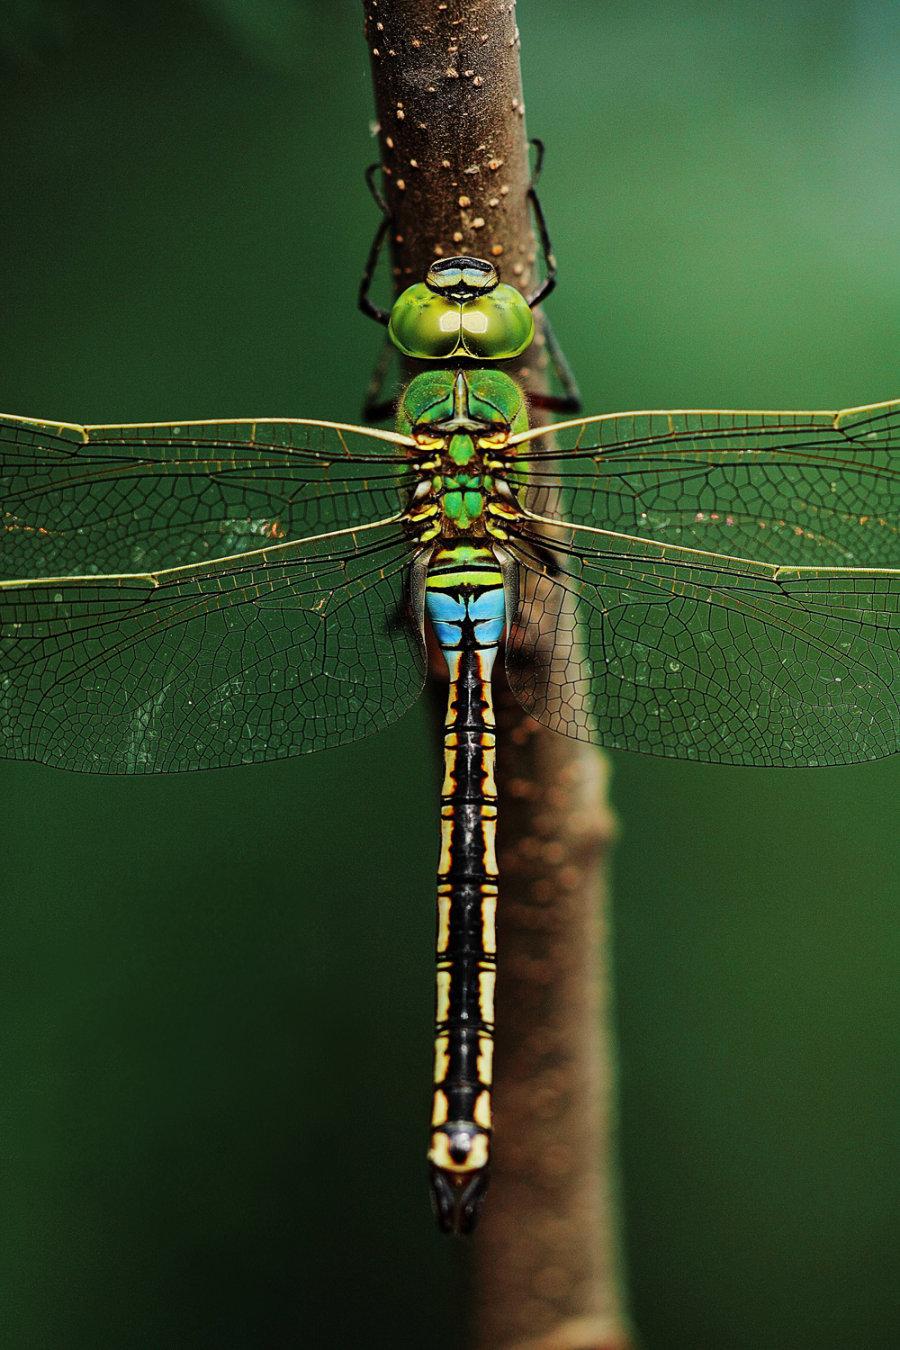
505,524,899,767
1,414,417,577
0,519,425,772
507,400,899,567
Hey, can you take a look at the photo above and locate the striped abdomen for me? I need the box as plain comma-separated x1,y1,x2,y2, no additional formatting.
424,542,505,1235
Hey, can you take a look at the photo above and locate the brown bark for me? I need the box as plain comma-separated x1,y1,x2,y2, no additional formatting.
363,0,536,295
361,4,632,1347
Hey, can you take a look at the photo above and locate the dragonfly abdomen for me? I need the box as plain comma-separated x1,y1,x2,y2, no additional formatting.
425,542,505,1235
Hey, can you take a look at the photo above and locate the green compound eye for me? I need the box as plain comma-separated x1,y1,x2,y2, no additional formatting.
387,256,535,361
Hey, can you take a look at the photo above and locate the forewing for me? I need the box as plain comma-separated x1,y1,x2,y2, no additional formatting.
1,414,416,577
507,400,899,567
0,521,425,772
505,526,899,766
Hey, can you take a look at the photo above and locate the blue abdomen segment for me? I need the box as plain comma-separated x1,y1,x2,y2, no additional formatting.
424,545,506,667
425,585,506,658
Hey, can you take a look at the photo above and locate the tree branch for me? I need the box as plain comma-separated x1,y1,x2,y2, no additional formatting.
362,5,631,1347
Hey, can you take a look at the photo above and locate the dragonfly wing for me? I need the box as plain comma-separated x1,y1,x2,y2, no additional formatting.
507,400,899,567
0,521,425,772
1,414,416,577
505,526,899,766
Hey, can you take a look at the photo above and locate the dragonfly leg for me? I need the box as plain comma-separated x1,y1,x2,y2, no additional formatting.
358,162,392,327
425,546,504,1235
523,138,557,310
518,142,582,412
527,314,582,414
358,162,407,420
361,333,400,423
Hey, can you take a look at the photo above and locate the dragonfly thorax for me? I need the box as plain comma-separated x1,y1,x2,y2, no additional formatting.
388,254,535,361
397,366,528,435
401,369,528,539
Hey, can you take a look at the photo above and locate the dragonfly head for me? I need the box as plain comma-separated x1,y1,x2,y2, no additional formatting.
388,255,534,361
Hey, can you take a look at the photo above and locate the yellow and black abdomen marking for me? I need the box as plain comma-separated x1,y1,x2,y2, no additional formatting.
424,542,505,1235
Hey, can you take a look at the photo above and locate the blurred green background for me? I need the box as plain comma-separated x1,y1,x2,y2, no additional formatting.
1,2,897,1347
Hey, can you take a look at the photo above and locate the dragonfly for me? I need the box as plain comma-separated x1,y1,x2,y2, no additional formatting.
1,200,898,1235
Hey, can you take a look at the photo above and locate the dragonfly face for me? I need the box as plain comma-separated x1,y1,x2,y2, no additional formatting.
388,253,535,360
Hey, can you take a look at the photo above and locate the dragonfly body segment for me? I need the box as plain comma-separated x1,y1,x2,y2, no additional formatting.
1,250,897,1234
425,543,505,1235
399,367,528,540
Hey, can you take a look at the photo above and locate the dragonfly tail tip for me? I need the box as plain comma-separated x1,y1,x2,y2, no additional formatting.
429,1164,490,1236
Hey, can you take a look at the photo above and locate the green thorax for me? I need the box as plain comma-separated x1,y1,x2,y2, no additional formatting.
397,368,528,535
